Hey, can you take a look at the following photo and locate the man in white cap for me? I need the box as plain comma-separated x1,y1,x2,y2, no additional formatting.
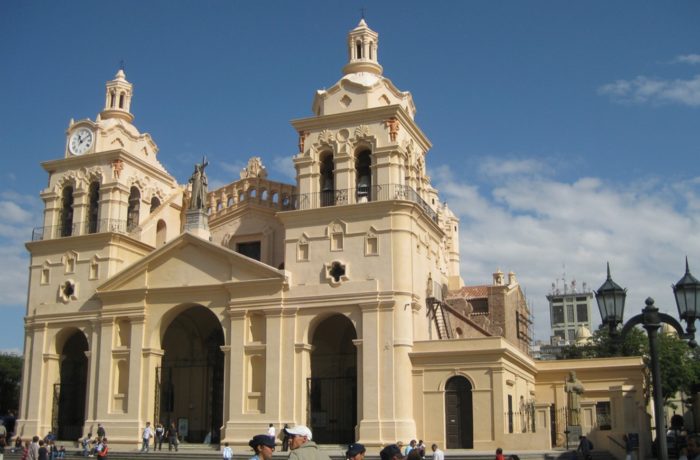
285,425,331,460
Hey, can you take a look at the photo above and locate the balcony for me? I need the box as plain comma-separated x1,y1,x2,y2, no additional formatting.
31,218,129,241
291,184,438,222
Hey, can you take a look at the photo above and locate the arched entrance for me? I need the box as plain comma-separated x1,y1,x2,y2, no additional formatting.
445,376,473,449
159,306,224,444
54,331,88,441
308,314,357,444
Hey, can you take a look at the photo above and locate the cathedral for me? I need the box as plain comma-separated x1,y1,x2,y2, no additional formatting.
19,19,649,455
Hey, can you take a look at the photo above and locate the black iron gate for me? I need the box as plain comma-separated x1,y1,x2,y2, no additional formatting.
307,376,356,444
53,383,85,441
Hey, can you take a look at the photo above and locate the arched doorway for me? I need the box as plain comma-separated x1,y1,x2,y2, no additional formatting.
55,331,88,441
445,376,473,449
159,306,224,444
308,314,357,444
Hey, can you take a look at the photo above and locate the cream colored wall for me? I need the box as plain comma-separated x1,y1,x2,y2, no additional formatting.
535,358,650,460
410,337,546,451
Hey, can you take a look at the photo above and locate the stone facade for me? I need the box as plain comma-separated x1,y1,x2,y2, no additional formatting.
19,19,650,458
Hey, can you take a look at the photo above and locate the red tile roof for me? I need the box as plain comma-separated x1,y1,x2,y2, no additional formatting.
451,285,489,299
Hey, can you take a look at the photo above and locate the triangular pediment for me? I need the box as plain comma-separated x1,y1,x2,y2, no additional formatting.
97,232,285,293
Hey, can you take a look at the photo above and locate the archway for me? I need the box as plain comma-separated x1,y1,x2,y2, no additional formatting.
55,331,88,441
445,376,473,449
159,306,224,444
308,314,357,444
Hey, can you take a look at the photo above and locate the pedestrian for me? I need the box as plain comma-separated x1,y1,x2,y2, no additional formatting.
286,425,331,460
417,441,426,459
679,434,700,460
577,436,593,460
37,441,47,460
141,422,153,453
222,442,233,460
281,424,290,452
380,444,405,460
28,436,39,460
404,440,416,456
166,423,179,452
431,444,444,460
496,448,505,460
97,439,107,460
346,443,366,460
623,434,633,460
248,435,275,460
96,425,105,442
267,424,276,438
154,423,164,451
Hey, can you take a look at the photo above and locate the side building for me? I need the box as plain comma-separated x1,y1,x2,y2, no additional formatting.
547,280,594,345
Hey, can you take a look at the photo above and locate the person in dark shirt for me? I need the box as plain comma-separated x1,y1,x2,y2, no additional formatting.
38,440,48,460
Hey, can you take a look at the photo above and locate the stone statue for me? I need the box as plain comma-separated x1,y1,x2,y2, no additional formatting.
188,157,209,210
565,371,585,426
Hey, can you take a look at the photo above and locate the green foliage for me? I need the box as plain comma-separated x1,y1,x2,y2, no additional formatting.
559,326,647,359
657,333,700,403
0,352,23,413
559,326,700,406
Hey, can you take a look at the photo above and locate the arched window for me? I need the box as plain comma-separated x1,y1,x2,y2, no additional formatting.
119,93,125,109
110,92,116,108
88,182,100,234
369,41,374,59
126,186,140,231
320,152,334,207
355,149,372,202
356,41,362,59
60,186,74,237
227,196,234,207
150,196,161,214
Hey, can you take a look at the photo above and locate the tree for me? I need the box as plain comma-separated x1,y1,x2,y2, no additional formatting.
0,352,23,414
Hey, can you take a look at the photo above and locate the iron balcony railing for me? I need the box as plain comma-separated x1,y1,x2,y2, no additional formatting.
31,218,129,241
292,184,438,222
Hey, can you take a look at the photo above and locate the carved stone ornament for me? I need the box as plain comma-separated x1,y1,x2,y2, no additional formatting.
384,117,400,142
240,157,268,179
354,125,370,139
318,129,335,146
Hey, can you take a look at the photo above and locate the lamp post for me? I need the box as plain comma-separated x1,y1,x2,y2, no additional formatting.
594,260,699,460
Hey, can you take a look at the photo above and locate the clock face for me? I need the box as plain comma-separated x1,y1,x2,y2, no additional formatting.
69,127,94,155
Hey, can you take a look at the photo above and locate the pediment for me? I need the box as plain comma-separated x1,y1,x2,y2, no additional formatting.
97,232,285,293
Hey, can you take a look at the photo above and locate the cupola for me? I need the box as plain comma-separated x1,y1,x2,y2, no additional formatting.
100,69,134,122
342,19,383,75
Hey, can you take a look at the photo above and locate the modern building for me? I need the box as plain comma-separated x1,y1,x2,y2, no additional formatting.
18,19,650,457
546,279,594,344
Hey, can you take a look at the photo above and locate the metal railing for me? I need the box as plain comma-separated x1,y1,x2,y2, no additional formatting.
32,218,129,241
292,184,438,222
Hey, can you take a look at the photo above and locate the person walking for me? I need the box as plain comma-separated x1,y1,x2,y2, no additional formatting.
222,442,233,460
281,425,290,452
141,422,153,453
166,423,179,452
248,435,275,460
96,439,108,460
346,443,366,460
431,444,444,460
577,435,593,460
154,423,164,451
286,426,331,460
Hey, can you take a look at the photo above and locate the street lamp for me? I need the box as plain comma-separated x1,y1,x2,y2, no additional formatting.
594,260,699,460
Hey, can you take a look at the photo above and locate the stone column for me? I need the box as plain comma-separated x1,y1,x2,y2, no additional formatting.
264,309,283,418
84,320,100,422
357,302,380,443
492,369,506,446
224,310,246,437
219,345,231,441
293,342,313,425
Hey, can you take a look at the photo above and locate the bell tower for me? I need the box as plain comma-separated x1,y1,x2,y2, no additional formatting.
100,69,134,122
342,19,383,76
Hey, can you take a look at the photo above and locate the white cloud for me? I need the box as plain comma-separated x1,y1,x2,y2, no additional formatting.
270,155,296,182
599,75,700,107
674,54,700,65
433,164,700,342
478,157,552,178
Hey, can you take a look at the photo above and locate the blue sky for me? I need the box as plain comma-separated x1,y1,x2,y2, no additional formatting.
1,1,699,353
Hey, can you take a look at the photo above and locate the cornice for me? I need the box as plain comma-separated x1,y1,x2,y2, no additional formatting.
41,148,176,186
291,105,431,152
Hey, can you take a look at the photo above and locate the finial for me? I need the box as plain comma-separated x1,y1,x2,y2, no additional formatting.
606,261,612,279
119,59,126,72
360,7,366,19
686,256,690,274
